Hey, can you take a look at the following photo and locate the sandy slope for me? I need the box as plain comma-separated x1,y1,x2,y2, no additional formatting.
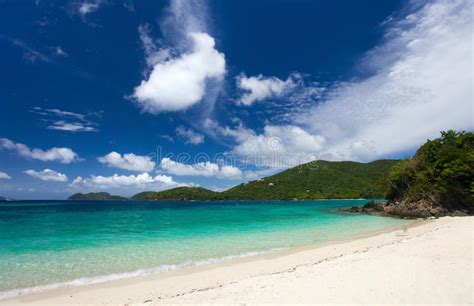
4,217,473,305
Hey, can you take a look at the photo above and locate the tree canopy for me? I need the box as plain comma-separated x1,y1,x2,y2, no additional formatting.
386,130,473,213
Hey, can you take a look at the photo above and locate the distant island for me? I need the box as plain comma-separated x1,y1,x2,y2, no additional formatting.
0,196,15,202
68,192,127,201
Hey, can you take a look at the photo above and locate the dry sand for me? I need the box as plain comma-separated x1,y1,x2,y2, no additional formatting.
4,216,473,305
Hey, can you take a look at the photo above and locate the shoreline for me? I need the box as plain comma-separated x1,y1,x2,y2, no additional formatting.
0,218,417,301
5,217,466,304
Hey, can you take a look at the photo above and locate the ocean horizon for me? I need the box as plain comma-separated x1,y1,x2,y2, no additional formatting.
0,199,410,299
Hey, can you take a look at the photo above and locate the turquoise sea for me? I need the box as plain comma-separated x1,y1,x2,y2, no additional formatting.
0,200,409,298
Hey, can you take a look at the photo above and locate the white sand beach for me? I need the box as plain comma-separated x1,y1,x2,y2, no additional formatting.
4,216,473,305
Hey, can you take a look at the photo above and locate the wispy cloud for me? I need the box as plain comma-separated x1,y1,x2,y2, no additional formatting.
159,134,175,142
24,169,68,182
225,0,473,164
295,0,474,161
138,24,170,68
47,121,97,132
0,138,80,164
31,107,100,133
78,0,103,16
1,36,51,63
176,126,205,145
54,46,68,57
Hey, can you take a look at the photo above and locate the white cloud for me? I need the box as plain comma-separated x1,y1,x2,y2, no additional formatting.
231,125,326,168
0,172,11,179
31,107,100,133
48,121,98,132
37,107,86,120
236,74,295,106
176,126,204,144
294,0,473,161
224,0,473,165
132,0,225,114
97,151,156,172
78,0,102,16
69,173,185,190
24,169,68,182
138,24,171,68
160,134,174,142
0,138,79,164
55,46,68,57
160,157,243,179
133,32,226,112
4,37,51,63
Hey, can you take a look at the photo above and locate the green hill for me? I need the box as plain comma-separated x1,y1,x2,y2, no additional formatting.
132,187,218,201
221,159,398,200
131,159,399,201
68,192,127,201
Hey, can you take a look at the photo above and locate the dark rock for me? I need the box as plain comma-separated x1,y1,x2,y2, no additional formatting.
349,206,361,212
451,210,468,217
362,201,385,212
339,206,362,213
384,199,453,218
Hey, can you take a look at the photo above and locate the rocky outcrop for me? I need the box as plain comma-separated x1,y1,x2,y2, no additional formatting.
384,199,445,218
341,199,471,219
340,201,386,215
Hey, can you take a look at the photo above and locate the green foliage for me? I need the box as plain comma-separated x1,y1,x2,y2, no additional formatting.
132,187,218,201
68,192,127,201
221,160,399,200
385,159,417,200
133,160,399,201
387,130,474,212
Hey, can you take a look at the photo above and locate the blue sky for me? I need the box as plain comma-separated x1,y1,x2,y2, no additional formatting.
0,0,472,199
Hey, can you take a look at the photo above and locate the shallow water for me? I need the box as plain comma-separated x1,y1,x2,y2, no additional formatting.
0,200,409,297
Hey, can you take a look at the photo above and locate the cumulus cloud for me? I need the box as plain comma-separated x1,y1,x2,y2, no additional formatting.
133,32,225,112
160,157,243,179
0,138,79,164
0,172,11,179
294,0,473,161
236,74,295,106
24,169,68,182
231,125,326,168
97,151,156,172
132,0,225,114
176,126,205,144
69,173,186,190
